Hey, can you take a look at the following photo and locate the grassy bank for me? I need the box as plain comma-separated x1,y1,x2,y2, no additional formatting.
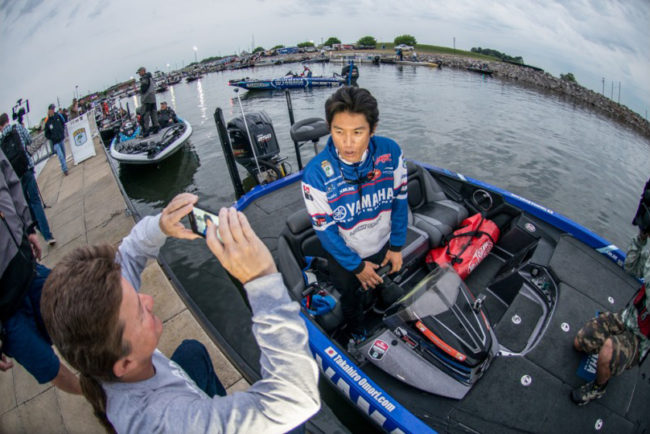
375,42,498,61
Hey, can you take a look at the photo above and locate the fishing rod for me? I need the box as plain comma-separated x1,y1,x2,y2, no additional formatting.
233,88,263,182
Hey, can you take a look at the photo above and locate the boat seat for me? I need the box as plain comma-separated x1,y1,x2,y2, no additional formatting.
407,161,468,247
276,208,430,332
277,210,343,332
290,118,329,143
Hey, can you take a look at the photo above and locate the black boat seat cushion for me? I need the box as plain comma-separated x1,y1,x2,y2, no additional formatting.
406,161,468,247
290,117,329,143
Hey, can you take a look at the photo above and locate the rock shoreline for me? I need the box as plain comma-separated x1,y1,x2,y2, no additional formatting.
425,54,650,139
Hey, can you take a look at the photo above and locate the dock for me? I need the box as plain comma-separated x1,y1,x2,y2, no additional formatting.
0,126,248,432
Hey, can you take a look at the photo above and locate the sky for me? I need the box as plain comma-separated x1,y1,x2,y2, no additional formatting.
1,0,648,125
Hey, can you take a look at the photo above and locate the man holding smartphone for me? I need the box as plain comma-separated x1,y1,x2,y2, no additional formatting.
41,193,320,433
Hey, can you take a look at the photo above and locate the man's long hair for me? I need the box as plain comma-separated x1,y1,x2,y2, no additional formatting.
41,245,131,433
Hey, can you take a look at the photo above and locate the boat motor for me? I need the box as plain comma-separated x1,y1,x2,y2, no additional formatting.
341,62,359,85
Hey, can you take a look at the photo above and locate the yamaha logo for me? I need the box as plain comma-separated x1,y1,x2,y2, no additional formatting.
256,133,272,143
332,206,347,221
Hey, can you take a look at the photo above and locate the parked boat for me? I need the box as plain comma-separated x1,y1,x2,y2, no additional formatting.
468,63,494,75
396,60,439,68
185,73,203,83
228,76,345,91
302,56,330,64
167,75,182,85
208,106,648,433
109,118,192,164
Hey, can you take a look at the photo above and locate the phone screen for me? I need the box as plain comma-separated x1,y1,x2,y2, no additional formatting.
189,206,219,238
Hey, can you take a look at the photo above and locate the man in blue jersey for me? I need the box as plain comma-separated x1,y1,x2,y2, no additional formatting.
301,87,408,343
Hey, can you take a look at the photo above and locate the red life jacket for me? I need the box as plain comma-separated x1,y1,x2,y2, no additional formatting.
633,284,650,338
425,213,500,279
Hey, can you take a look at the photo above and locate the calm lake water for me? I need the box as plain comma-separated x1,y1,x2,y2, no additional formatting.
117,62,649,249
111,62,649,429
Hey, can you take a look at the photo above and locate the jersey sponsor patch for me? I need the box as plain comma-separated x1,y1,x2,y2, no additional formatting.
321,160,334,177
303,184,314,201
375,153,391,164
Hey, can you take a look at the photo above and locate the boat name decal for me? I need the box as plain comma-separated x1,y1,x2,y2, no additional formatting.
509,193,554,214
245,82,268,89
596,245,624,266
328,352,396,412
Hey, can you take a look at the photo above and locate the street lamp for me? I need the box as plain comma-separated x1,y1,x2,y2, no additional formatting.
193,46,198,64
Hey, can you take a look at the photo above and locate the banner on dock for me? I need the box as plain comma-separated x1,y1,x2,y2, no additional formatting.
67,113,96,165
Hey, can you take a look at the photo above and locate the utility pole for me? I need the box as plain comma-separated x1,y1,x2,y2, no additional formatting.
610,81,613,99
602,77,605,95
453,37,456,53
618,82,621,104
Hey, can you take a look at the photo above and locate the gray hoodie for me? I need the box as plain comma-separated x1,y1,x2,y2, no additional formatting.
0,150,33,277
139,72,156,104
104,215,321,433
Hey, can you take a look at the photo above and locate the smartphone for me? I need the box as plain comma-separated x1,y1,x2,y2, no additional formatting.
188,206,219,238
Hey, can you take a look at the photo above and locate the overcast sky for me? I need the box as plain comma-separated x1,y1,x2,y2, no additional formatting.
1,0,648,124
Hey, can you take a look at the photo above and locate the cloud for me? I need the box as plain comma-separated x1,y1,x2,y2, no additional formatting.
0,0,648,119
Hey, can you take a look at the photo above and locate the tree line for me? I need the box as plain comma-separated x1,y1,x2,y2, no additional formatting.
470,47,524,64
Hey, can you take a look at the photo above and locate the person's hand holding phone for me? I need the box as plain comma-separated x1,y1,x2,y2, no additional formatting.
159,193,201,240
205,207,277,284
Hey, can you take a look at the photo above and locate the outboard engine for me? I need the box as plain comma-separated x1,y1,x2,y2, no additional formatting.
359,265,498,399
227,111,280,172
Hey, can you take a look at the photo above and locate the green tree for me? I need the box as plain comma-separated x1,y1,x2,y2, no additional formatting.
297,41,315,48
394,34,417,46
253,46,265,53
271,44,284,50
357,36,377,47
324,37,341,46
560,72,577,83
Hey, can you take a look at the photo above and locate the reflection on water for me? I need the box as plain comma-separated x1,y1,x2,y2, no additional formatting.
118,144,200,207
196,79,207,121
168,85,176,110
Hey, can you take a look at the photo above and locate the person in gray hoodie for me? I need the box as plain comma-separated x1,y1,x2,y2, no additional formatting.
137,66,159,137
41,193,320,433
0,150,80,394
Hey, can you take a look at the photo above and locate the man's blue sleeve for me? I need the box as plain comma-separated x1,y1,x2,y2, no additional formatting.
389,149,408,251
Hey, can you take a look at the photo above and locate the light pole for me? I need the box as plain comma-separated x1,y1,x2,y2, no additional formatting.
193,46,198,64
